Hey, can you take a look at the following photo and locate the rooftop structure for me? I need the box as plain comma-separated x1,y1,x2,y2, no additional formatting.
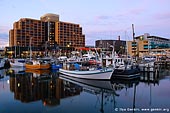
40,13,59,22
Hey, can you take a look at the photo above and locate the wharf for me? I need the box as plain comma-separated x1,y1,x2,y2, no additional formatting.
154,60,170,67
140,66,158,72
139,60,170,72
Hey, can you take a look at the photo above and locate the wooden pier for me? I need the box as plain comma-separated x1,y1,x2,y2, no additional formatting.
140,60,170,72
140,70,159,84
154,60,170,67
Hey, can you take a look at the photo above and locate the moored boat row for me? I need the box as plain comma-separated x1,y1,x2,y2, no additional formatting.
4,46,169,81
59,46,141,80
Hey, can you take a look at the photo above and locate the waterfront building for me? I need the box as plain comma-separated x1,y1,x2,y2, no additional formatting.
40,13,59,49
8,13,85,58
95,36,126,55
127,33,170,57
8,18,46,58
56,21,85,48
9,18,46,47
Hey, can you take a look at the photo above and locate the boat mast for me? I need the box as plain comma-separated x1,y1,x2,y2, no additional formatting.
15,46,16,58
29,37,33,60
125,31,128,57
132,24,137,61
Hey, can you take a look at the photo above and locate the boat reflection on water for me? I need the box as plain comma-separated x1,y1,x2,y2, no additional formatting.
111,78,140,113
60,76,117,113
7,66,140,111
1,67,170,113
25,69,51,79
59,75,140,113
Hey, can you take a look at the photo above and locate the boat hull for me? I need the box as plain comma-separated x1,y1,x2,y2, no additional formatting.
25,64,50,70
10,63,25,67
9,59,25,67
112,68,140,79
51,64,62,70
59,68,113,80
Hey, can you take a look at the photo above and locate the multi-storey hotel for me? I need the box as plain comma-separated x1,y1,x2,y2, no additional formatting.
56,21,85,48
9,18,46,47
8,13,85,57
127,33,170,57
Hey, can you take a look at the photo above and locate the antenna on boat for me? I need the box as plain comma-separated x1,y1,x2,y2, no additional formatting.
132,24,135,41
132,24,137,61
29,37,33,61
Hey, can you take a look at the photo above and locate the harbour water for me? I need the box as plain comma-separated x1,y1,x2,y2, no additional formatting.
0,68,170,113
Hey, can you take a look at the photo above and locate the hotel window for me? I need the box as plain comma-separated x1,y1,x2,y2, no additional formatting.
143,45,148,49
132,48,136,50
132,43,137,47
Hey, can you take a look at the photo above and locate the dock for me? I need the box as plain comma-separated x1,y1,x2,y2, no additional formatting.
139,60,170,73
154,60,170,67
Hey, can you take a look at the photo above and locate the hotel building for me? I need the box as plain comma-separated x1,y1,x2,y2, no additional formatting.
8,13,85,57
9,18,46,47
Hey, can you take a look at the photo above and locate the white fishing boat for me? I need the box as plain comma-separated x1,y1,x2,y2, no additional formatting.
59,46,115,80
9,59,25,67
59,67,114,80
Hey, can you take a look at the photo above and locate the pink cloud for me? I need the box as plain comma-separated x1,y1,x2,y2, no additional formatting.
0,26,10,33
128,8,145,15
154,12,170,20
0,38,9,47
95,15,112,20
115,7,145,18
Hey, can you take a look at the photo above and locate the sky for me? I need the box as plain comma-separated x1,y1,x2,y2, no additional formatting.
0,0,170,47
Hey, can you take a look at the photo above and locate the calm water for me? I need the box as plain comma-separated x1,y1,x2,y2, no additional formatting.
0,68,170,113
